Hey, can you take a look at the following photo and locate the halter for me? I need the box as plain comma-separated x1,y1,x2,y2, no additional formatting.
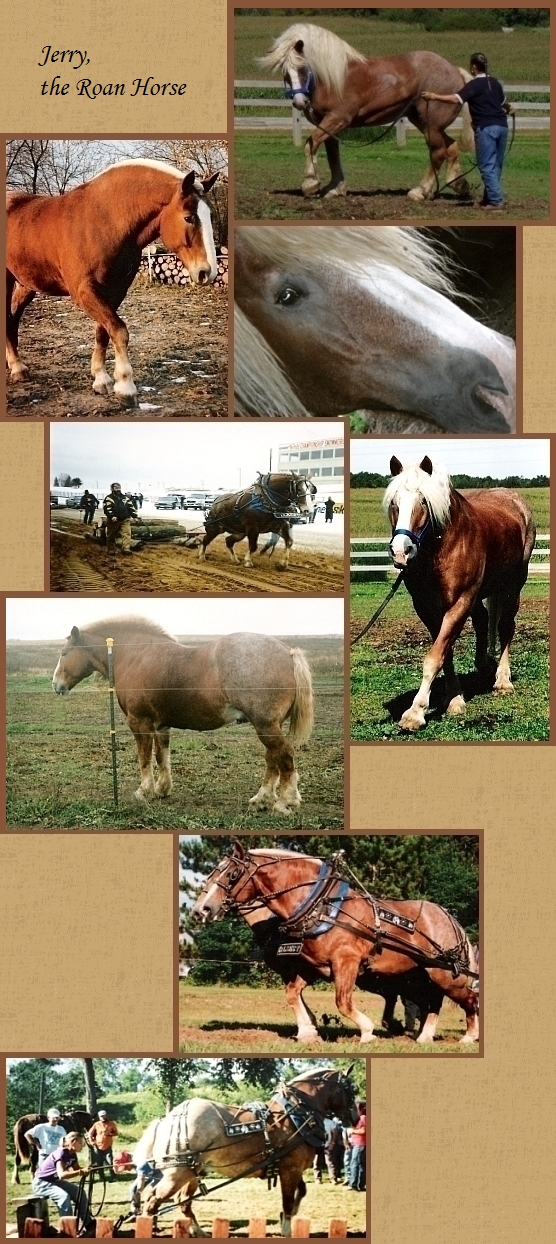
389,498,436,557
283,68,314,101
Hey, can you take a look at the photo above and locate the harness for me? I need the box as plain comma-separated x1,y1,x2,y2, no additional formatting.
208,473,314,527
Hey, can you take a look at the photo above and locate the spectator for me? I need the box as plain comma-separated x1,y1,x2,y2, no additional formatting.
88,1110,119,1179
325,497,335,523
79,490,99,525
25,1109,67,1165
349,1101,366,1191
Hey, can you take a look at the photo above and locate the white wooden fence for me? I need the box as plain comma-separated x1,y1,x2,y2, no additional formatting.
350,534,550,578
235,82,549,145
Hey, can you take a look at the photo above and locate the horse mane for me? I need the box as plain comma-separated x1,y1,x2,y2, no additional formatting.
76,616,176,645
248,847,323,862
237,226,460,296
91,159,208,196
259,23,366,96
235,305,310,417
383,460,453,530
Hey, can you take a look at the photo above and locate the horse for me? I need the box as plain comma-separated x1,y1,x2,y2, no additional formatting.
235,226,515,430
199,472,317,568
12,1110,94,1183
192,843,479,1044
383,455,536,732
6,159,218,407
133,1066,358,1236
51,616,314,814
259,22,475,201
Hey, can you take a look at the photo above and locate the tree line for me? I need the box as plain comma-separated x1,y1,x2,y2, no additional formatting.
351,472,549,489
237,9,549,29
180,835,479,985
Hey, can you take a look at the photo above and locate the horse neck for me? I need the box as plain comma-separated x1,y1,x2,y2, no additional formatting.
252,858,319,916
93,168,180,247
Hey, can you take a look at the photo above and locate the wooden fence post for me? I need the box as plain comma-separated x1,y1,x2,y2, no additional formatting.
211,1218,231,1238
58,1219,78,1236
291,1218,310,1238
95,1220,116,1237
135,1215,154,1237
396,118,407,146
249,1217,267,1237
22,1222,43,1238
292,106,304,146
329,1219,349,1237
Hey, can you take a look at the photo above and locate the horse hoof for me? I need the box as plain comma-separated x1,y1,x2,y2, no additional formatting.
324,183,347,199
134,788,152,804
359,1032,377,1042
407,187,426,202
494,681,514,695
399,708,426,732
446,695,466,717
301,179,320,197
9,365,29,381
272,800,294,816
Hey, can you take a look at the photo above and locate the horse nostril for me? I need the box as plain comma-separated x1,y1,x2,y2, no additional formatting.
197,269,210,285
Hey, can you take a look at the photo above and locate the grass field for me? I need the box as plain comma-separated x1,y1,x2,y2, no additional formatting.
6,636,344,831
351,578,549,742
234,14,550,220
6,1090,366,1237
351,487,550,537
179,982,477,1055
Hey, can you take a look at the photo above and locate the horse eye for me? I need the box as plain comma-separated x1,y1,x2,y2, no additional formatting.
185,214,198,225
276,287,302,308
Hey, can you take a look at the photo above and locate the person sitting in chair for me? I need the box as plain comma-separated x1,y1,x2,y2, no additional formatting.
31,1132,95,1233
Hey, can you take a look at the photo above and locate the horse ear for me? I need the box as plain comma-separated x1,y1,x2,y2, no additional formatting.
70,626,80,642
420,456,433,476
390,456,403,476
345,1063,355,1077
202,172,218,195
294,39,305,53
181,170,197,197
232,839,245,859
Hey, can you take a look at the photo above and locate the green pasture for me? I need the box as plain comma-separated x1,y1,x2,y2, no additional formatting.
5,636,344,831
179,982,477,1055
351,578,549,742
235,14,550,82
351,487,550,538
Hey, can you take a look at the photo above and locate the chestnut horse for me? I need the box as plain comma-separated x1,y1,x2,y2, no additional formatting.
384,456,536,731
6,160,218,407
133,1067,358,1236
235,226,515,429
199,472,316,568
52,617,313,814
193,844,479,1044
260,22,474,201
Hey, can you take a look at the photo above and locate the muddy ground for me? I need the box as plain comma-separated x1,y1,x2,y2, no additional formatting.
7,282,228,419
50,515,344,594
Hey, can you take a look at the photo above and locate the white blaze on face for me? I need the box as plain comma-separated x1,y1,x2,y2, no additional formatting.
52,657,68,694
197,198,217,283
198,881,220,918
286,61,308,109
356,267,516,402
390,488,420,562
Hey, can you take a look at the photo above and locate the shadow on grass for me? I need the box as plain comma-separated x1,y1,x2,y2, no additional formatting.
383,665,502,725
268,186,473,202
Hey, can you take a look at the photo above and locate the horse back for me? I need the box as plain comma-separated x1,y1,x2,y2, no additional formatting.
461,488,536,564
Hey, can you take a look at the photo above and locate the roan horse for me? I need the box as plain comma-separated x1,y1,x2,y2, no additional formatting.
260,22,474,201
193,843,480,1044
384,456,536,731
235,226,515,429
12,1110,94,1183
199,472,317,568
6,159,218,407
52,617,313,814
133,1066,358,1236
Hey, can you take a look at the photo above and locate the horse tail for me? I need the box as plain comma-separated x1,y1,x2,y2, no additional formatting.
457,69,475,152
288,648,314,745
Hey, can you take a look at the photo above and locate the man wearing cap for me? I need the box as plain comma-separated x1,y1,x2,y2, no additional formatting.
88,1111,119,1179
24,1109,67,1167
103,483,138,555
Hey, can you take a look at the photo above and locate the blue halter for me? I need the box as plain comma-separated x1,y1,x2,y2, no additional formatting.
389,503,434,556
284,69,314,101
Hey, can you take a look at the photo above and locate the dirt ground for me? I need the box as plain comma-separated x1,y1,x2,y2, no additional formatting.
50,515,344,593
7,282,228,419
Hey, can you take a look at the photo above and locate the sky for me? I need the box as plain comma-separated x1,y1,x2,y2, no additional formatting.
50,422,342,497
5,597,344,641
351,438,550,478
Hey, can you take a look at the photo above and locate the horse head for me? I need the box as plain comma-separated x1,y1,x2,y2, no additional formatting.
385,456,451,568
159,169,218,286
52,626,107,695
191,843,257,923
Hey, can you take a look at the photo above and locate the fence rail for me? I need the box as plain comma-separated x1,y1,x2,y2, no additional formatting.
235,80,550,142
22,1213,350,1237
350,534,550,577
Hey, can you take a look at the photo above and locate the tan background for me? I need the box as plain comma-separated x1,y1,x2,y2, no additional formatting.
1,0,226,132
0,836,174,1051
0,426,44,591
523,227,556,432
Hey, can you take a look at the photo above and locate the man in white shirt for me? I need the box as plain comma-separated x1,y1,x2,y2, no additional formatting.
25,1108,67,1164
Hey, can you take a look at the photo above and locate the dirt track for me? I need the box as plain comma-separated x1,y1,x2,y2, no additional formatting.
50,526,344,594
7,282,228,418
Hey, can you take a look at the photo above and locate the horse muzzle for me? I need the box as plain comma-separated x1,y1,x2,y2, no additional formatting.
52,672,70,695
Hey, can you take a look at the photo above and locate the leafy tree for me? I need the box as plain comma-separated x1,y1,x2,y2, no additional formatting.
145,1059,201,1111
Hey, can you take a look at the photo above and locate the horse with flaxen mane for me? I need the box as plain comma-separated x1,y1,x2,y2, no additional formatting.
193,843,479,1044
235,226,515,430
52,617,313,814
259,22,474,201
383,456,536,731
12,1110,94,1183
200,472,317,568
133,1066,358,1235
6,160,218,407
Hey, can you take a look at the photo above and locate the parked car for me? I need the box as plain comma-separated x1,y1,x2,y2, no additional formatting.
185,492,217,510
155,494,182,510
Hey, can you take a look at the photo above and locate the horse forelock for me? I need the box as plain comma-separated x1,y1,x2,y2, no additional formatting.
383,461,452,530
259,23,365,96
234,305,310,417
237,226,458,297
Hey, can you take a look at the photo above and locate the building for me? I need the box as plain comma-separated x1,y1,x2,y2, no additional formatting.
276,437,344,501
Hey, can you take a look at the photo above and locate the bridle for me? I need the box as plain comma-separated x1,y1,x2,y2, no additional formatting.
283,67,314,101
389,496,436,559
